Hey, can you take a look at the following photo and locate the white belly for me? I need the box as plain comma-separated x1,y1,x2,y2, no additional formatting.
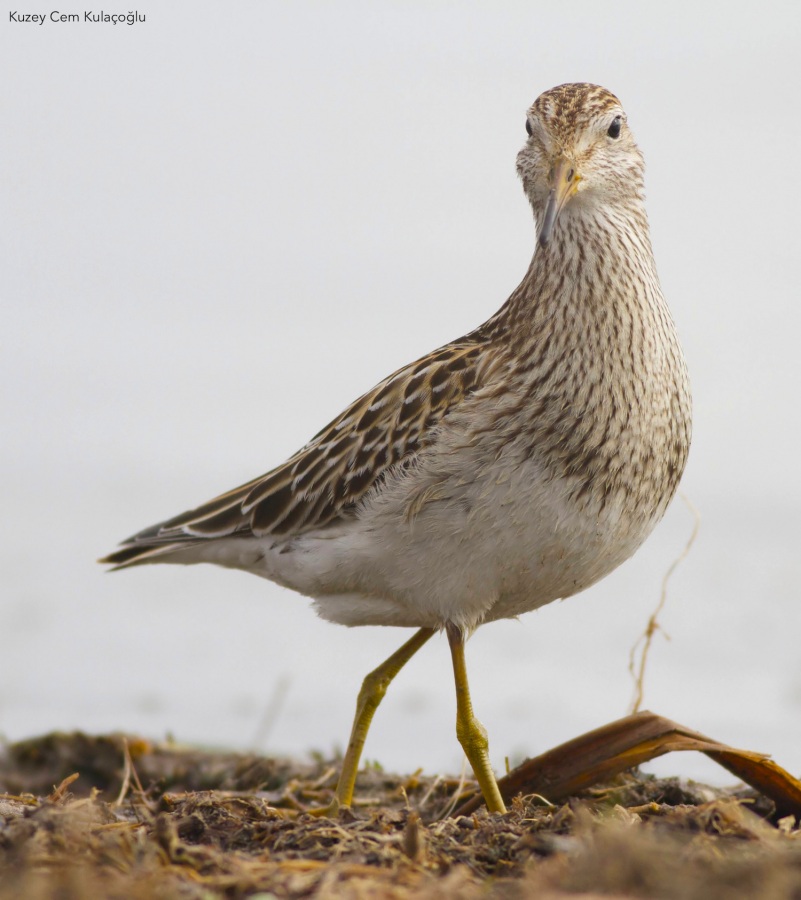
222,444,660,631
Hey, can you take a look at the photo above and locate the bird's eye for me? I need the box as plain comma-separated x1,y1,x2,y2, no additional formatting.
525,119,533,137
607,116,622,139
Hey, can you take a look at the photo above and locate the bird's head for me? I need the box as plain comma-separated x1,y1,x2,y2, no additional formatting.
516,83,645,247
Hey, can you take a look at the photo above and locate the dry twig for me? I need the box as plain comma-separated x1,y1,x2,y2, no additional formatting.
629,493,700,713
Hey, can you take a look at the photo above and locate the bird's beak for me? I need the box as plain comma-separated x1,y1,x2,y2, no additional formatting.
538,156,581,247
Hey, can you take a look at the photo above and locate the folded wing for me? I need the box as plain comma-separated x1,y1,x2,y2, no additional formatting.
101,339,487,568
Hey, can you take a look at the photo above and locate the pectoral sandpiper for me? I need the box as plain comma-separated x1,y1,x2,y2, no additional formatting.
102,83,691,814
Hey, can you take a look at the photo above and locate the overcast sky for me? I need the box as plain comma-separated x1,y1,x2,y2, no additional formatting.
2,1,800,783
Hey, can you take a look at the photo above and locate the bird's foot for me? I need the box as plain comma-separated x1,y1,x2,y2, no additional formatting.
306,797,343,818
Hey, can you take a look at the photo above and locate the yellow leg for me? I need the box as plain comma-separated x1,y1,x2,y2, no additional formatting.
315,626,435,815
446,622,506,814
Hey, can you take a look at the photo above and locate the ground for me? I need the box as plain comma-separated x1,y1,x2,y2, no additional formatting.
1,732,800,899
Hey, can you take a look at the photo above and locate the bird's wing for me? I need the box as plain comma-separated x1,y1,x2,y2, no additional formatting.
102,339,488,566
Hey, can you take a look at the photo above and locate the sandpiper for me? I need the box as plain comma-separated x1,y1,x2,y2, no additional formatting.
102,83,692,814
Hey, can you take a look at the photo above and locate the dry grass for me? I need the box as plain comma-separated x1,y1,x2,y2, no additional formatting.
1,731,800,899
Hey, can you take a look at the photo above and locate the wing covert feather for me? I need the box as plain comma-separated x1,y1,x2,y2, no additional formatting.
106,339,489,560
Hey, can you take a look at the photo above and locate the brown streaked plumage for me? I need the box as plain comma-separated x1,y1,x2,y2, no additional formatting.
105,341,488,565
101,84,691,814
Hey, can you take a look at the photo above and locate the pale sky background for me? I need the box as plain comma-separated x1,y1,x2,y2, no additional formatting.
2,1,800,787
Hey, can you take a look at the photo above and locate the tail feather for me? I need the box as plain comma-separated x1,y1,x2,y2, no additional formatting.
100,485,258,570
99,538,205,570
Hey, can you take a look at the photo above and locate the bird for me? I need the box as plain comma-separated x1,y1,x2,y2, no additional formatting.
101,83,691,815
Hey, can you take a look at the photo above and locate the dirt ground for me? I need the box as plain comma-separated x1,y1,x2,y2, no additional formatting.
1,731,800,899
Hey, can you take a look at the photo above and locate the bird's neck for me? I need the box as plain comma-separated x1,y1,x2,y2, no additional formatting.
494,199,663,341
475,197,691,524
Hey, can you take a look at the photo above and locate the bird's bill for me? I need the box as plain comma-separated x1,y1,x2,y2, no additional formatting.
538,157,581,247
